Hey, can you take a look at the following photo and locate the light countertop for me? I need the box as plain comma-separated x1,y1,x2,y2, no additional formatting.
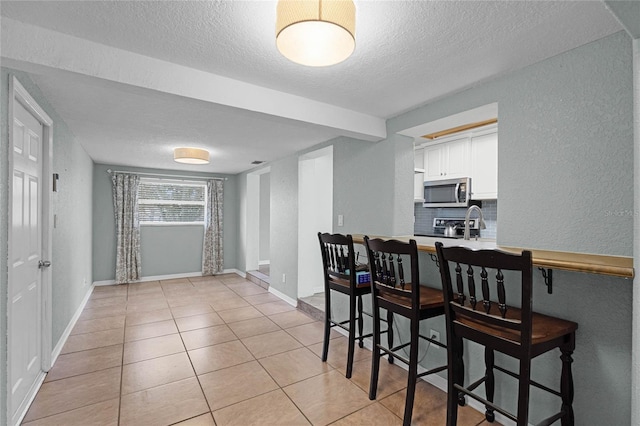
351,234,634,279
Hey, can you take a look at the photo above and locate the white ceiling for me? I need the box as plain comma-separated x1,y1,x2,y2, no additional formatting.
1,1,623,174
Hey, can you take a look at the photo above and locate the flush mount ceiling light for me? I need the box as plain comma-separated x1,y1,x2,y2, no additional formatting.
173,147,210,164
276,0,356,67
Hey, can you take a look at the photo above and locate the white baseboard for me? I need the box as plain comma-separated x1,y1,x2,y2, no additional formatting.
12,371,46,426
258,260,270,266
229,269,246,278
51,283,95,366
93,268,244,286
268,286,297,307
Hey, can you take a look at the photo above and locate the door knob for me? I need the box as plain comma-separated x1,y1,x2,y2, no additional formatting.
38,260,51,268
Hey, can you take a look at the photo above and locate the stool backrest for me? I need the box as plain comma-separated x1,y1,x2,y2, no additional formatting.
364,237,421,309
318,232,358,289
435,242,533,349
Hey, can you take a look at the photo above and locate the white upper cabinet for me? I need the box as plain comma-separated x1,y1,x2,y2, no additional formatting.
416,125,498,200
423,138,470,181
470,132,498,199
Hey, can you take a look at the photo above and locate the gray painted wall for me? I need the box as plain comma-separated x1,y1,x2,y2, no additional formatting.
268,156,299,298
92,163,238,281
259,173,270,262
1,69,10,426
381,32,634,424
1,67,94,426
333,134,414,236
390,31,634,257
140,225,204,276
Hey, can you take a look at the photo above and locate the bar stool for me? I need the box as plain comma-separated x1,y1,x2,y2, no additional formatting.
364,236,448,426
435,242,578,426
318,232,373,378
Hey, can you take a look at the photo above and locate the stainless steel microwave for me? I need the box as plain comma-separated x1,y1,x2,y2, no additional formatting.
423,177,471,208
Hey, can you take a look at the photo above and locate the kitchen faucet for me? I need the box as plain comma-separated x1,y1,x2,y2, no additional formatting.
464,205,486,240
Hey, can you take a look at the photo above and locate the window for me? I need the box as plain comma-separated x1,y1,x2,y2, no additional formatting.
138,179,207,225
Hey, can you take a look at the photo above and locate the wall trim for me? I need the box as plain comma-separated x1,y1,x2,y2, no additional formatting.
50,284,94,366
93,268,244,286
268,286,297,307
258,260,270,266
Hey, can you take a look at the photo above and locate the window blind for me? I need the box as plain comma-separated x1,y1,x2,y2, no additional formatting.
138,180,206,224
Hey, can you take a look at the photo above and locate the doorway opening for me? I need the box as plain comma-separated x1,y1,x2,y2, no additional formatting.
246,167,270,288
297,146,333,313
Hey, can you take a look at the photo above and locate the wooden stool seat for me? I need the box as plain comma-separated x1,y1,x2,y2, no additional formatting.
329,276,371,290
457,308,577,351
379,284,445,311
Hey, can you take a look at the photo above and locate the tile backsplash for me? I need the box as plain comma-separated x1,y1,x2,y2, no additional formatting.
414,200,498,239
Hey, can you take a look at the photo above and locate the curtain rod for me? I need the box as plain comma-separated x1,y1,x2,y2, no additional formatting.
106,169,227,181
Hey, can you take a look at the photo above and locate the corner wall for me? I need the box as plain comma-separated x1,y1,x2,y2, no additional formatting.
1,67,94,426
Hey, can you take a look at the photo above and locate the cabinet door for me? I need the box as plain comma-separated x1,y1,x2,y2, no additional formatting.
424,145,444,180
414,147,424,171
470,133,498,199
444,138,469,178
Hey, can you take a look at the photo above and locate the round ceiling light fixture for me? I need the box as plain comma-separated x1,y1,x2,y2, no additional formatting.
276,0,356,67
173,147,210,164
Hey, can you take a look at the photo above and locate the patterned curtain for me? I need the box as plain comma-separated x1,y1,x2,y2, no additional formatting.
112,173,142,284
202,179,224,275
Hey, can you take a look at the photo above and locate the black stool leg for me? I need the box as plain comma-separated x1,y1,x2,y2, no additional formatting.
403,318,419,426
560,343,575,426
387,310,394,364
516,359,532,426
369,299,381,400
447,335,463,426
357,294,364,348
346,293,356,378
321,290,332,362
484,347,495,422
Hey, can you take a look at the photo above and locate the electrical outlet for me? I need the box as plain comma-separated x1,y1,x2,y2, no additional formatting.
429,329,440,344
338,214,344,227
282,273,286,283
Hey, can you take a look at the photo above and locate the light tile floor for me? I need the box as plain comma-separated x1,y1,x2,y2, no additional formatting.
23,274,496,426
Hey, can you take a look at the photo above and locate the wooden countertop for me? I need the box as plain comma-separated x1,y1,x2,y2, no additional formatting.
351,235,634,279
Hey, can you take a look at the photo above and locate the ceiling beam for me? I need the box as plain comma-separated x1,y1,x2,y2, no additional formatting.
1,17,386,141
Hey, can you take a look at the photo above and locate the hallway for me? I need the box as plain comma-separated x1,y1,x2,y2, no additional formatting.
22,274,492,425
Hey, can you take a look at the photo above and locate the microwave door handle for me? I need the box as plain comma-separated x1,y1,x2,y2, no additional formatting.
454,183,461,202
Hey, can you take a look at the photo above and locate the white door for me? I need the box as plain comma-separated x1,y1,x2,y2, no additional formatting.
10,100,44,423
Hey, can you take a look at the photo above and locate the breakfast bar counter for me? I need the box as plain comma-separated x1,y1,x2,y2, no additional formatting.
352,234,634,279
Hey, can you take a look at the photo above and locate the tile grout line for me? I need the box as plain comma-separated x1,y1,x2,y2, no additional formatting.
29,274,442,425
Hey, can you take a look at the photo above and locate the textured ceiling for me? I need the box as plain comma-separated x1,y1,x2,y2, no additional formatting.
1,1,623,173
